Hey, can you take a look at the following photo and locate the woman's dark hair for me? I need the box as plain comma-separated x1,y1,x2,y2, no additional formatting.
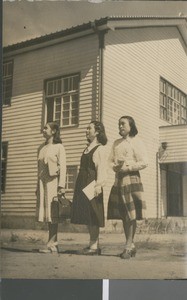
90,121,108,145
119,116,138,137
47,122,62,144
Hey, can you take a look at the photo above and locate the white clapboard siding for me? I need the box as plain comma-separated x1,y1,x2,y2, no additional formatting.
12,35,99,96
2,33,100,216
183,176,187,216
159,125,187,163
103,27,187,218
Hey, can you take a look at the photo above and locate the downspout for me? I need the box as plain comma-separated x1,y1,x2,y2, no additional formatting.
98,32,105,122
90,21,107,122
156,152,160,218
157,142,168,219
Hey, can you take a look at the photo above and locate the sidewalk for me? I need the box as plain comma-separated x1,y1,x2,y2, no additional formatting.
1,229,187,279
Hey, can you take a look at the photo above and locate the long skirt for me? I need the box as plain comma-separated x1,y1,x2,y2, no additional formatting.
107,171,146,221
71,174,105,227
36,171,59,224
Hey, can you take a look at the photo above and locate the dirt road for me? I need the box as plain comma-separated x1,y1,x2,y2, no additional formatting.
1,231,187,279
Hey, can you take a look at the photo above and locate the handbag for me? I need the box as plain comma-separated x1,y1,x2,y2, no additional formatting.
51,195,72,222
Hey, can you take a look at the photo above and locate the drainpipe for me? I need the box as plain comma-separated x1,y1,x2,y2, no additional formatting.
98,32,105,122
157,142,168,219
156,152,160,218
157,149,164,219
90,21,107,122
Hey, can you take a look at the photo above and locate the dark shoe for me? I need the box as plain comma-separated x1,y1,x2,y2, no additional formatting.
131,247,137,257
120,249,132,259
81,247,101,256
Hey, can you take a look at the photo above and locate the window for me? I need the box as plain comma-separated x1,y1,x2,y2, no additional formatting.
160,78,187,125
45,74,80,127
3,61,13,105
1,142,8,193
66,166,78,192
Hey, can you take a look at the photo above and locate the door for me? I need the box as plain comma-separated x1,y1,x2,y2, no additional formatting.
167,170,183,216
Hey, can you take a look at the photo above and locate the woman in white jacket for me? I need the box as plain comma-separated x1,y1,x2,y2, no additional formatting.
37,122,66,253
107,116,148,259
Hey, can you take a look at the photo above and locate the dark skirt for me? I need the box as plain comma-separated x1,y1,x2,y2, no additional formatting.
71,171,105,227
107,172,146,221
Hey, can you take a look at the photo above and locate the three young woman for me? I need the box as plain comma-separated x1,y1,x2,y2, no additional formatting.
37,116,147,258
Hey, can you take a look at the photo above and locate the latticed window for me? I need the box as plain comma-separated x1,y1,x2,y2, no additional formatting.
1,142,8,193
160,78,187,125
45,74,80,127
3,61,13,105
66,166,78,191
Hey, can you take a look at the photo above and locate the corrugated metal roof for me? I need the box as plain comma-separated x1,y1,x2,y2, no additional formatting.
3,17,108,52
3,15,187,52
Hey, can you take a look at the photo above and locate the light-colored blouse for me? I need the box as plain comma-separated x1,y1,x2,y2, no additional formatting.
84,141,108,187
38,143,66,187
109,136,148,172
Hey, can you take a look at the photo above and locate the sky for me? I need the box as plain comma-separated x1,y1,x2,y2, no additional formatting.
3,0,187,47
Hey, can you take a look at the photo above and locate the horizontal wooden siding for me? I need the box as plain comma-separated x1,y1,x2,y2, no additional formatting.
103,27,187,218
2,34,100,216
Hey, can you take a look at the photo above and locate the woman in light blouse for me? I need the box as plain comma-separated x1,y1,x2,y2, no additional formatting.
107,116,148,259
71,121,108,255
37,122,66,253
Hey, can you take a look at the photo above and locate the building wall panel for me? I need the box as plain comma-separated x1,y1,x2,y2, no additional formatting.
2,34,100,216
103,27,187,218
159,125,187,163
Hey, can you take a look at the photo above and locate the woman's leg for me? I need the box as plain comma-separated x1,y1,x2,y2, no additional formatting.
39,223,58,253
120,192,137,258
121,217,136,259
48,222,58,245
81,225,100,255
122,217,136,249
88,225,100,249
119,198,136,249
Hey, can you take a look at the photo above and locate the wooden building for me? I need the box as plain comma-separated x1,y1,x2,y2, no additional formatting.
2,16,187,228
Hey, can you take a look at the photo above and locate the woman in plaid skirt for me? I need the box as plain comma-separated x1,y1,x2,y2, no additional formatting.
107,116,148,259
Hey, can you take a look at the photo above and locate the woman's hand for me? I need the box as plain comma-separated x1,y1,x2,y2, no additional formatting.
113,164,130,173
58,186,65,197
118,165,129,173
94,185,102,197
113,164,122,172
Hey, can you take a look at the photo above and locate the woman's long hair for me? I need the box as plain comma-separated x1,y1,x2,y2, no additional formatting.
47,122,62,144
90,121,108,145
119,116,138,137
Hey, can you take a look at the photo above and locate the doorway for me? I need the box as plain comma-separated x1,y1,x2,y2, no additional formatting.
167,168,183,216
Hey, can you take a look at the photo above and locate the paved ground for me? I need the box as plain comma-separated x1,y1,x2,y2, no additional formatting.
1,229,187,279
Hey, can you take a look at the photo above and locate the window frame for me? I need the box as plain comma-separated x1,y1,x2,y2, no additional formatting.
44,73,80,128
160,77,187,125
3,60,14,106
1,142,8,193
65,165,78,192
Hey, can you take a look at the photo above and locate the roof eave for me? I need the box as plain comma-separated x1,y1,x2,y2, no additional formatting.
107,18,187,45
3,22,111,57
3,17,187,56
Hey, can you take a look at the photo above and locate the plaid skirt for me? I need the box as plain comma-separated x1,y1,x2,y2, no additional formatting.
107,171,146,221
